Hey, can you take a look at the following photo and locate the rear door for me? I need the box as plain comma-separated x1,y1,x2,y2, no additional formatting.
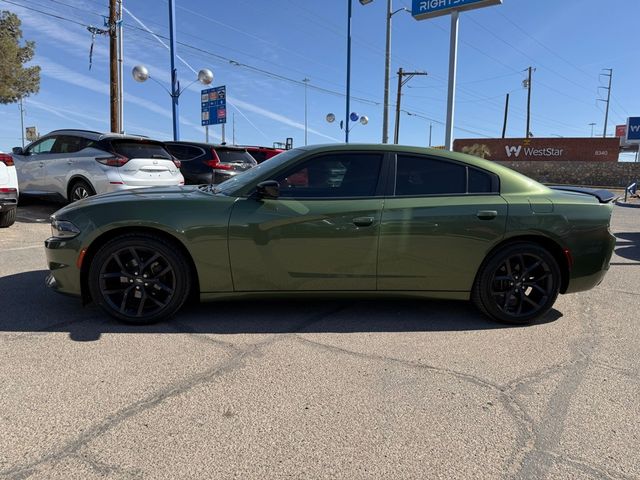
112,140,182,186
228,151,387,291
45,135,94,195
377,154,507,292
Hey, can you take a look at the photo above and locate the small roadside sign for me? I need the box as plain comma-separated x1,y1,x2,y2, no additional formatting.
626,117,640,144
201,86,227,126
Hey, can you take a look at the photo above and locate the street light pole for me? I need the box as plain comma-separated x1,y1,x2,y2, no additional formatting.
444,11,459,150
168,0,180,141
589,122,596,137
303,78,310,146
345,0,353,143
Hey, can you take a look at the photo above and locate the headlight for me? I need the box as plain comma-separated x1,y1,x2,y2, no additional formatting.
50,218,80,239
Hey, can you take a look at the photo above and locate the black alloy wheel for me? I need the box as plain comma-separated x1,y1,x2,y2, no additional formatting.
70,180,94,202
472,242,561,324
89,234,191,324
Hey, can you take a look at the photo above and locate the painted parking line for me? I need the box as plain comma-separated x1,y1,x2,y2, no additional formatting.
2,245,43,252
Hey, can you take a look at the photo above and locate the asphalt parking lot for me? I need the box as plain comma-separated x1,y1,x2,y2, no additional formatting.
1,199,638,480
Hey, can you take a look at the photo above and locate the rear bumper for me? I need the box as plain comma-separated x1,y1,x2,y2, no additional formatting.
0,190,18,210
564,231,616,294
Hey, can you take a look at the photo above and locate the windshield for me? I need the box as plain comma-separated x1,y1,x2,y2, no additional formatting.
214,148,301,194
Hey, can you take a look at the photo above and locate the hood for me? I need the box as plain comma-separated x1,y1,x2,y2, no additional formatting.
53,185,202,218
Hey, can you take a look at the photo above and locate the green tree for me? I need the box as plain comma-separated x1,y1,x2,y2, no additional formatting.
0,11,40,104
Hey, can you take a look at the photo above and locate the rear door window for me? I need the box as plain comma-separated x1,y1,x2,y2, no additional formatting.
112,141,172,159
52,136,92,154
396,155,466,196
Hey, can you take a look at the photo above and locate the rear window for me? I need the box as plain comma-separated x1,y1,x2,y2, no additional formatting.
112,141,172,159
247,150,267,163
166,144,206,161
216,149,256,164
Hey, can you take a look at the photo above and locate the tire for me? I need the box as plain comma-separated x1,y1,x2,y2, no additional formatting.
88,233,191,324
69,180,95,202
0,206,16,228
472,242,561,325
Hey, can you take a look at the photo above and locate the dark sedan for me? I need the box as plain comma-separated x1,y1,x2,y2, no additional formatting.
165,141,256,185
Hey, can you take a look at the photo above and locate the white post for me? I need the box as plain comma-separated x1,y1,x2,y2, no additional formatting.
205,125,209,143
444,10,459,151
221,123,226,144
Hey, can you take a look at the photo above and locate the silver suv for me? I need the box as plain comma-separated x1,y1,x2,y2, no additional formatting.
11,130,184,202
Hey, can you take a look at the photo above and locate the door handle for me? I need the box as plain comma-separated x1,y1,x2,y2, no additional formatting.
39,162,44,168
477,210,498,220
353,216,374,227
67,160,73,165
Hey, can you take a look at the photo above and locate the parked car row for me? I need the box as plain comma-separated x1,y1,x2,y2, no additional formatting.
0,129,283,227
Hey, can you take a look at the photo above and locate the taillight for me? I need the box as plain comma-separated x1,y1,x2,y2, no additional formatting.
0,154,14,167
205,148,233,170
96,154,129,167
0,188,17,193
172,157,181,168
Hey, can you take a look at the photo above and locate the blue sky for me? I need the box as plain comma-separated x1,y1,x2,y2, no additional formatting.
1,0,638,157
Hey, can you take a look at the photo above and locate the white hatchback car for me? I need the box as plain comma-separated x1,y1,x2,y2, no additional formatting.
0,150,19,227
11,129,184,202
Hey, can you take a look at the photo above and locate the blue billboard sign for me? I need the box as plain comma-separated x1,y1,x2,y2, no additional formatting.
413,0,502,20
201,86,227,126
626,117,640,144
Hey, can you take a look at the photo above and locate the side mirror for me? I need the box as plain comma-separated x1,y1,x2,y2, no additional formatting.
255,180,280,200
12,147,24,155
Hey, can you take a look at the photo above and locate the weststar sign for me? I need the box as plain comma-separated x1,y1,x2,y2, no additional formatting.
453,138,620,162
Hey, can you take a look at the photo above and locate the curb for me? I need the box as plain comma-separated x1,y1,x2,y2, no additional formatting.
615,200,640,209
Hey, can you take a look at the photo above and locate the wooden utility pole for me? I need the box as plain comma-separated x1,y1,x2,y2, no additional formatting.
109,0,119,133
525,66,534,138
393,68,428,144
502,93,509,138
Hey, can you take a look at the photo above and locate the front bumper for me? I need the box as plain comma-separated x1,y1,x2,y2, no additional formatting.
44,237,83,297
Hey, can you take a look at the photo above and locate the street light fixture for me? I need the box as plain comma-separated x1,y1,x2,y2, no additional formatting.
132,65,213,140
327,111,368,134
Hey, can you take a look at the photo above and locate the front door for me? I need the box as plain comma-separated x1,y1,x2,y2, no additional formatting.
377,154,507,292
14,136,57,193
229,152,386,291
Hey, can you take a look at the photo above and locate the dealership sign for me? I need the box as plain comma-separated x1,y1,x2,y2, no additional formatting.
412,0,502,20
453,138,620,163
626,117,640,144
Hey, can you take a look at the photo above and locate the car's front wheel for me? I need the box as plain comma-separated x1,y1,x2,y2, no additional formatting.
88,233,191,324
472,242,561,324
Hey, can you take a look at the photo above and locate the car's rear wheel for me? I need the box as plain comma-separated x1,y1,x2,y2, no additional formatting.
69,180,95,202
0,206,16,228
472,242,561,324
88,234,191,324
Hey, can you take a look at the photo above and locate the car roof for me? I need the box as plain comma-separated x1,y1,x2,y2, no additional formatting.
46,129,155,142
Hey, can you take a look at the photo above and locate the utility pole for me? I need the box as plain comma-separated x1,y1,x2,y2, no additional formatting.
232,113,236,145
117,0,123,133
303,78,310,146
502,93,509,138
345,0,353,143
589,122,596,137
598,69,613,138
109,0,119,133
429,122,432,147
524,66,534,138
394,68,428,144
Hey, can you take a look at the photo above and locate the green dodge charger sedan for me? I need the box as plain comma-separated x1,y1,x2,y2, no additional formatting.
44,144,616,325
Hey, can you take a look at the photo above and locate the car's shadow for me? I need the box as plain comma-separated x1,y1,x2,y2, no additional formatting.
614,232,640,262
0,270,563,342
15,197,60,224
